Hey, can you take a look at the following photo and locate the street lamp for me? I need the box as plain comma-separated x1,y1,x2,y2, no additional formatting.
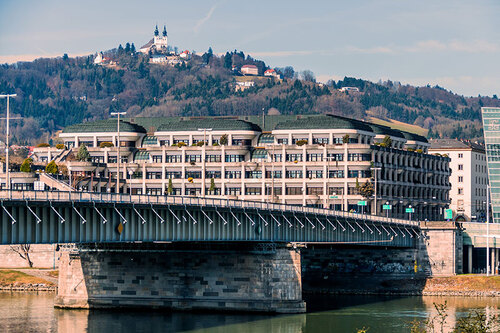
487,184,490,276
0,94,17,189
370,167,381,216
110,111,126,194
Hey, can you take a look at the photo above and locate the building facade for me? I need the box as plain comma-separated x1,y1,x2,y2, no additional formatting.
30,115,451,220
482,107,500,224
429,139,487,222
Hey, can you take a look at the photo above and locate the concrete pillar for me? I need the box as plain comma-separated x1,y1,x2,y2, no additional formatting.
468,245,473,274
54,245,306,313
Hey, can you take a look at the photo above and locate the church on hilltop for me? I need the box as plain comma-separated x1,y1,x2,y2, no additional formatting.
139,25,169,54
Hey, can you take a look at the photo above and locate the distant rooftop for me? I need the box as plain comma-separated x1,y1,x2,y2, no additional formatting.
274,114,374,133
429,139,485,152
63,119,146,134
156,118,261,132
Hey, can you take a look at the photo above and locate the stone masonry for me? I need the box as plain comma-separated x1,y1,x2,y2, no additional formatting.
55,244,306,313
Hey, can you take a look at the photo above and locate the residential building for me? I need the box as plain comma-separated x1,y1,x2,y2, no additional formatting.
241,65,259,75
429,139,487,221
28,114,450,221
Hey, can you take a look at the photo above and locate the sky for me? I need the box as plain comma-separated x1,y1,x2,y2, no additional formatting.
1,0,499,97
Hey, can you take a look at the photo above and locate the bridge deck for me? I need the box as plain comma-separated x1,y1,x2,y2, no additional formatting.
0,190,419,247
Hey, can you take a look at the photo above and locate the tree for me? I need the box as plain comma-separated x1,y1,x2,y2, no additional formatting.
224,52,232,69
381,135,392,148
301,70,316,83
10,245,33,267
131,43,136,53
202,47,213,64
342,134,350,144
358,181,374,199
125,42,131,53
45,160,58,174
220,134,228,146
76,143,90,161
20,158,33,173
209,178,215,192
167,178,173,195
283,66,295,79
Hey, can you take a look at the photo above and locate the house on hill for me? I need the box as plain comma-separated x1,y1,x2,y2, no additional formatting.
241,64,259,75
264,69,280,78
179,50,191,60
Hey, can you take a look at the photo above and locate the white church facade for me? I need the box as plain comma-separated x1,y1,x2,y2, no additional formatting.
139,25,169,54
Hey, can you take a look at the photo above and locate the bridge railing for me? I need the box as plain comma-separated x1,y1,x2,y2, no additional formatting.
0,190,419,227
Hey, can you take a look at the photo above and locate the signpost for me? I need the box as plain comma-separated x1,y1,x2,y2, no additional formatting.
383,204,392,218
406,205,414,221
444,209,453,221
357,200,367,214
329,195,339,199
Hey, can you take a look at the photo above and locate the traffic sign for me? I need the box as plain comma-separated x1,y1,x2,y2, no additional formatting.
383,204,392,210
329,195,339,199
357,201,367,206
405,208,415,213
444,209,453,220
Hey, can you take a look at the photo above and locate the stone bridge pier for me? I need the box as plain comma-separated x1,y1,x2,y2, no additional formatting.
54,243,305,313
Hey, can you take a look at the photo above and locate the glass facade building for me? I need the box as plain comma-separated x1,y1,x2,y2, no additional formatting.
481,107,500,223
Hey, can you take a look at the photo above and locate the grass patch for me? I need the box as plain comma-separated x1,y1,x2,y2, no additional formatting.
425,275,500,291
0,270,54,286
367,117,428,137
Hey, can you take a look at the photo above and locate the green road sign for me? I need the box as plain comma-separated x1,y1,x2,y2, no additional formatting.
405,208,415,213
444,209,453,220
357,201,367,206
329,195,339,199
383,204,392,210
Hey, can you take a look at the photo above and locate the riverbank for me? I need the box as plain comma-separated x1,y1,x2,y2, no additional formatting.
0,269,56,292
304,275,500,297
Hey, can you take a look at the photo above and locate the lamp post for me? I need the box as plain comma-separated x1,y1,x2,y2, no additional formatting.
487,184,490,276
0,94,17,189
110,111,126,194
370,167,381,216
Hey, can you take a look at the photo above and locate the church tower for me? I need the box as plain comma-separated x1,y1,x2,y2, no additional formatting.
153,25,168,51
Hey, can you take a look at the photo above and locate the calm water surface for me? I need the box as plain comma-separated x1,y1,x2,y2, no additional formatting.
0,292,499,333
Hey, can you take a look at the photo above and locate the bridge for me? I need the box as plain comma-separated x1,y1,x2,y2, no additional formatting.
0,191,460,313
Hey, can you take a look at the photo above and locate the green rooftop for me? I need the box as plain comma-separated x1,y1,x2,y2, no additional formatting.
63,119,146,134
156,118,261,132
366,123,405,139
274,114,374,132
400,131,428,143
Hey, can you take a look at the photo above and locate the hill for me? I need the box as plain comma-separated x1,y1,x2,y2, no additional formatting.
0,46,499,144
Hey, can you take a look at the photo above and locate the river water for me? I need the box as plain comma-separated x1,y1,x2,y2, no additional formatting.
0,292,498,333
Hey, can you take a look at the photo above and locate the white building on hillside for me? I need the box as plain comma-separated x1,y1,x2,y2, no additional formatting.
139,25,168,54
429,139,487,222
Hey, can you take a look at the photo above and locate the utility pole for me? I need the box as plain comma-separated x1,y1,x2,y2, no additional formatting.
487,184,490,276
370,167,381,216
197,128,212,198
0,94,17,190
111,111,126,194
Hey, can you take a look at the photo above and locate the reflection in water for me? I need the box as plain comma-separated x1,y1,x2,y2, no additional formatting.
0,292,499,333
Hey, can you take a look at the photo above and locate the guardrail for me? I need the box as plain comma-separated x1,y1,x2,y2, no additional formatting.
0,190,420,227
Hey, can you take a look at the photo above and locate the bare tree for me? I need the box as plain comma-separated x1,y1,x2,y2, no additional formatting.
10,244,33,268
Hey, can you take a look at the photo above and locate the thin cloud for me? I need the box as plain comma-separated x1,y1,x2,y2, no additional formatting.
193,2,221,33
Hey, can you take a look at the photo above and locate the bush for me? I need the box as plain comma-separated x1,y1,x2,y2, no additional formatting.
20,158,33,173
99,141,114,148
55,144,65,150
177,142,187,148
196,141,205,146
37,143,50,148
342,134,350,144
416,148,423,153
45,160,58,174
76,143,90,162
295,139,308,146
220,134,228,146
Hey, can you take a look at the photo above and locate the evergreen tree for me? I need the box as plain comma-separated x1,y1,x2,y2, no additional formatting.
224,52,232,69
20,158,33,173
76,143,90,162
167,178,173,195
125,43,131,53
45,160,58,175
118,44,124,53
209,178,215,192
130,43,136,53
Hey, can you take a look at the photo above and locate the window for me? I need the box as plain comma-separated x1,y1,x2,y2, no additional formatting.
265,187,282,195
91,156,104,163
307,187,323,195
273,154,283,162
205,170,221,179
185,188,201,196
225,170,241,179
458,153,463,158
245,187,261,195
458,188,464,195
326,153,343,161
205,187,221,195
245,170,262,179
348,153,371,161
206,155,221,162
458,176,463,183
186,155,202,163
328,170,345,178
306,170,323,179
165,155,182,163
225,154,245,162
146,188,162,196
146,172,162,179
458,164,463,170
286,170,303,178
225,187,241,196
312,137,329,144
277,138,289,145
291,138,308,144
173,139,189,145
185,171,202,179
265,170,282,178
159,140,170,146
152,155,162,163
286,187,303,195
286,153,303,162
232,139,251,146
307,153,323,162
165,171,181,179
